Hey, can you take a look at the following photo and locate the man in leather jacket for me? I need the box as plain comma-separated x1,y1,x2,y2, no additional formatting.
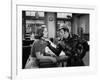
46,26,89,66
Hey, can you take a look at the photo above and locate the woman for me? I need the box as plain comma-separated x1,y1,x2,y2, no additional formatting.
25,25,57,69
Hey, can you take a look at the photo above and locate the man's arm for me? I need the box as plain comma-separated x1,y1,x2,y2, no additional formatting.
47,42,62,56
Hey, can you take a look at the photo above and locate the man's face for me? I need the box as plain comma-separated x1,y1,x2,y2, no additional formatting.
59,29,69,39
64,31,69,39
59,29,64,39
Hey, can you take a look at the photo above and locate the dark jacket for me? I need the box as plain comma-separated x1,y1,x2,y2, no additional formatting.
48,34,89,59
48,34,89,66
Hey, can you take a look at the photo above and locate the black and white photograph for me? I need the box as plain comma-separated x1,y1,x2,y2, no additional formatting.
11,2,97,79
22,11,89,69
1,0,100,79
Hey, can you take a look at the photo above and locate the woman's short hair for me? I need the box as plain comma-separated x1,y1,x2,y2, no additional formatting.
35,25,45,39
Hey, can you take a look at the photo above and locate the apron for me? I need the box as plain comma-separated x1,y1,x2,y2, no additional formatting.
25,55,38,69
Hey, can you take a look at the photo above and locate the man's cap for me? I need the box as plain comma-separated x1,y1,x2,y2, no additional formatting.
58,23,70,33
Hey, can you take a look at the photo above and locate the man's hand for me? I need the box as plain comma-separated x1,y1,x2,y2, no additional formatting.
56,55,68,62
59,55,68,60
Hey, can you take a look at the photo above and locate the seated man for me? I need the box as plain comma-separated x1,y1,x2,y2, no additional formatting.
46,25,89,66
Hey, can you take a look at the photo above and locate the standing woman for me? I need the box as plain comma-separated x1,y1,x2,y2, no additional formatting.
25,25,57,69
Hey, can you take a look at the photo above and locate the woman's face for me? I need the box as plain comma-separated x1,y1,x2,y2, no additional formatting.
43,28,48,38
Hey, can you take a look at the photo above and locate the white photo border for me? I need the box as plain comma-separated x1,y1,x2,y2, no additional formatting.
12,2,97,80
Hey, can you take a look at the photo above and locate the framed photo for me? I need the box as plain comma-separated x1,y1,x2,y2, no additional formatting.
12,0,97,80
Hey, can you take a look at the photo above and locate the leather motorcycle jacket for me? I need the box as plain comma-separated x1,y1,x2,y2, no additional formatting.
48,34,89,59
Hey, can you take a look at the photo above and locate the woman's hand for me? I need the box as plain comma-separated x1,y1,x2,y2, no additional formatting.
51,57,57,63
50,54,56,57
